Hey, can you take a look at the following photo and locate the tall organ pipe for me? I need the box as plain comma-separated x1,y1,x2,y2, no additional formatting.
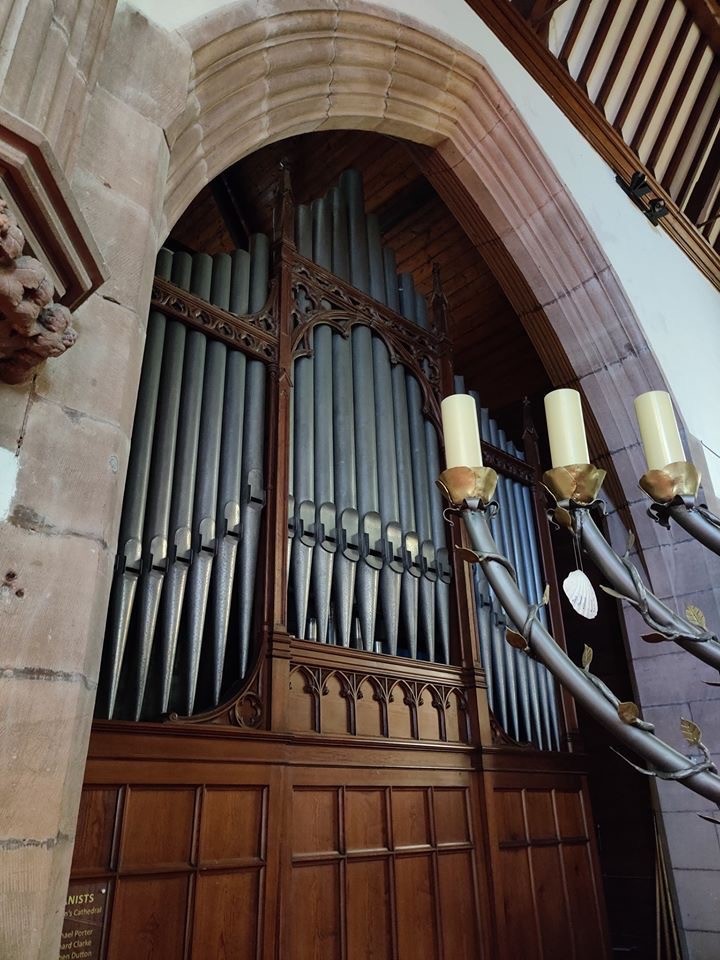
236,233,269,677
101,250,170,718
311,197,335,645
159,253,211,713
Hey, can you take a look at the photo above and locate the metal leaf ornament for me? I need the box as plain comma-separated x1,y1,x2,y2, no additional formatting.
563,569,598,619
686,605,707,629
618,701,640,724
680,717,702,746
581,644,593,672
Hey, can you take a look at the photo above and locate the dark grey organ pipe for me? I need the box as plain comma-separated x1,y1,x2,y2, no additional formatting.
229,249,250,315
341,169,370,294
352,320,381,651
406,373,435,661
211,347,246,704
159,253,210,714
382,248,400,313
102,268,168,718
373,336,402,655
329,187,350,282
131,315,186,720
296,204,313,259
236,234,269,678
392,363,419,657
184,331,227,715
425,421,451,664
367,213,386,304
311,197,335,644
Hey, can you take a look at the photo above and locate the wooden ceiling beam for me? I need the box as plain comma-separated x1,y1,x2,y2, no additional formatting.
595,2,646,114
575,0,621,94
630,12,693,154
647,35,708,174
663,59,719,190
613,0,675,134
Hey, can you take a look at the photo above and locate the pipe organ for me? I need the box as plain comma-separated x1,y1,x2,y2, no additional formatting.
99,238,271,720
80,164,610,960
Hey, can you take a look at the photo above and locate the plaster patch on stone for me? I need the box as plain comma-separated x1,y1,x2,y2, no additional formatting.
0,447,17,519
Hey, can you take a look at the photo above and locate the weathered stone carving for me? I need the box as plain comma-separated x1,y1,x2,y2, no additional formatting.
0,199,77,383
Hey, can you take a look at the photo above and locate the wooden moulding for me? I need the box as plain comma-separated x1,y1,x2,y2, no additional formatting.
0,107,107,310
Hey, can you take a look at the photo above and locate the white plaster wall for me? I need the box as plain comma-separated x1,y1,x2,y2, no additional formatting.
133,0,720,499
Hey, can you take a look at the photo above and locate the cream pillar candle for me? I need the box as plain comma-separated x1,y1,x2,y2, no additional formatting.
441,395,483,468
634,390,685,471
544,388,589,468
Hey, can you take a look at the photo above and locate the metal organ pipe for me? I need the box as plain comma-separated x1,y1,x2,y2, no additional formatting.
288,170,451,663
461,387,561,749
100,236,270,720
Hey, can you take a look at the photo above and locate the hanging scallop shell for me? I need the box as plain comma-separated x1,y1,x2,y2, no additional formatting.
563,569,598,619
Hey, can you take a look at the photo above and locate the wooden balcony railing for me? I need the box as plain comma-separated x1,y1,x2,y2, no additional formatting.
466,0,720,288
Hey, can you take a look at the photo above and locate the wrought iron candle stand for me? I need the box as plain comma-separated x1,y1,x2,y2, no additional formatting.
437,463,720,806
542,464,720,672
639,460,720,558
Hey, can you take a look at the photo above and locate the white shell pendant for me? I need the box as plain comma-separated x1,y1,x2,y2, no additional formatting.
563,569,598,619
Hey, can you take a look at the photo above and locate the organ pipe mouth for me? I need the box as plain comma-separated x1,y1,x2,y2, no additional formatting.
638,461,700,503
542,463,606,506
436,466,498,507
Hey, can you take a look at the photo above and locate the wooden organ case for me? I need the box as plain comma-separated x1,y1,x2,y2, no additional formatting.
70,169,611,960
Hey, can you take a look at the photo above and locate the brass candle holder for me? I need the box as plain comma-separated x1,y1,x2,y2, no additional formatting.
436,465,498,508
542,463,606,507
638,460,701,504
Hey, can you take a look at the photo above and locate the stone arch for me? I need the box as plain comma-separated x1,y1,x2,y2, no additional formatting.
161,0,669,550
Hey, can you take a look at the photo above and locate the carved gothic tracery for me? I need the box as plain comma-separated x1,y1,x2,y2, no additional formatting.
0,200,77,384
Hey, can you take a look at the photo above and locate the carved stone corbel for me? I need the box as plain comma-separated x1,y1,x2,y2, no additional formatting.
0,199,78,383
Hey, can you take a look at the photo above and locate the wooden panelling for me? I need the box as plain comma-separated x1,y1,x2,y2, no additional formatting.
392,789,431,849
119,787,195,870
71,787,120,873
434,788,471,846
484,763,610,960
345,789,388,852
395,855,439,960
437,851,479,959
290,862,342,959
292,788,339,856
346,859,393,960
191,872,261,959
107,875,189,960
199,787,265,864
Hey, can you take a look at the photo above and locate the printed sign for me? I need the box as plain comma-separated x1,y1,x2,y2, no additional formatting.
59,881,108,960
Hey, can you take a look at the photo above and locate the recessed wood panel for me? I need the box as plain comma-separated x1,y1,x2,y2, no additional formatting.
288,671,317,733
494,789,526,845
562,843,606,959
290,862,342,960
72,787,120,872
433,789,470,846
395,855,438,960
346,859,393,960
525,790,557,841
554,790,587,839
438,851,478,960
498,848,541,960
392,789,431,848
529,846,572,958
292,789,339,855
321,673,349,735
107,875,189,960
417,694,440,741
345,789,388,852
191,870,260,959
354,679,384,737
386,689,413,740
200,787,265,863
120,788,195,869
444,693,466,743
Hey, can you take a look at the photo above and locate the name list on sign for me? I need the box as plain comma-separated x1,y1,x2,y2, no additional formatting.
59,884,108,960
